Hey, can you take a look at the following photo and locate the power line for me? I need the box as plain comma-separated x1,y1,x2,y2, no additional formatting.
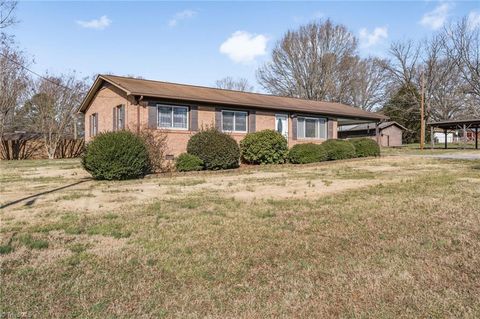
0,51,75,92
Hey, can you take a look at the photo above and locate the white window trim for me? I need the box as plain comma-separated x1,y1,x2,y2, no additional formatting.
156,104,189,130
222,110,248,133
297,116,327,140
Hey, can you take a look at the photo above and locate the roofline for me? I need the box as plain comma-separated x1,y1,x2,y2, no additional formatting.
78,75,131,113
428,119,480,125
79,74,387,121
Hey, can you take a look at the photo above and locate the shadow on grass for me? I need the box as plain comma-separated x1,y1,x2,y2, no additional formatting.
0,179,91,210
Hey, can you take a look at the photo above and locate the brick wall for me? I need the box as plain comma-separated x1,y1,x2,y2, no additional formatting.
84,86,340,156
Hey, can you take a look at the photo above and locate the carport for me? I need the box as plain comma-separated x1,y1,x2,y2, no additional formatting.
427,119,480,149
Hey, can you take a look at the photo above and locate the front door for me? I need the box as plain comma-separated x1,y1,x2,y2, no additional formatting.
275,114,288,140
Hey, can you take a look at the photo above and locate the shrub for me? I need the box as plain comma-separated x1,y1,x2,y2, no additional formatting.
322,139,356,160
176,153,204,172
187,128,240,170
350,138,380,157
139,127,172,173
288,143,328,164
240,130,288,164
82,131,150,180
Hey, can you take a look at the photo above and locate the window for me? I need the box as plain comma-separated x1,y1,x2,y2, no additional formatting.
297,116,326,139
115,105,125,130
90,113,98,137
222,110,248,132
157,105,188,129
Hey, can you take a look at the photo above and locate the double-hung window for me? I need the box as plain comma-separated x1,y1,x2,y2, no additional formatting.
297,116,327,139
90,113,98,137
222,110,247,132
157,105,188,130
115,105,125,130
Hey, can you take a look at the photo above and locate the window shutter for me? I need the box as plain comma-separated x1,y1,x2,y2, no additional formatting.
291,115,297,140
190,106,198,131
120,104,125,130
113,107,117,131
215,108,222,131
148,105,157,129
327,119,334,139
95,114,98,134
248,110,256,133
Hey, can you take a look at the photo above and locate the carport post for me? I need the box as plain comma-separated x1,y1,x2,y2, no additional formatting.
476,127,478,149
375,122,380,145
444,129,448,149
430,126,434,149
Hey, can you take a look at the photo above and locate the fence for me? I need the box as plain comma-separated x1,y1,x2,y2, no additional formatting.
1,133,85,160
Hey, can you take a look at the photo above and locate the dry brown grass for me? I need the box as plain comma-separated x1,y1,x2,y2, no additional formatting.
1,155,480,318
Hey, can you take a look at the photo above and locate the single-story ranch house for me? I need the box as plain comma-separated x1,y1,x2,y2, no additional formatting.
338,121,406,147
79,75,387,157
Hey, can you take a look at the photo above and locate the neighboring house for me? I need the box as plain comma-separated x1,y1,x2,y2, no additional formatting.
79,75,386,157
434,131,454,144
338,121,406,147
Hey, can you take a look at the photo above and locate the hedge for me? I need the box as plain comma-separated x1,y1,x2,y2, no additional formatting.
350,138,380,157
187,128,240,170
82,131,150,180
240,130,288,164
288,143,328,164
322,139,356,160
176,153,204,172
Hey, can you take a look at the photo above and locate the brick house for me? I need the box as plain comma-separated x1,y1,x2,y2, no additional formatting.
79,75,386,157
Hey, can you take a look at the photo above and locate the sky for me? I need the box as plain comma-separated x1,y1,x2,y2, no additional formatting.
10,1,480,92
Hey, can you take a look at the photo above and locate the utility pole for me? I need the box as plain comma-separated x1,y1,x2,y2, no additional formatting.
420,71,425,150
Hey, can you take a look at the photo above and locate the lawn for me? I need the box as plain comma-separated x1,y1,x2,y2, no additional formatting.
1,152,480,318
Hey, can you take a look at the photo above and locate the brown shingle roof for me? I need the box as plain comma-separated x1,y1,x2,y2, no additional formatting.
80,75,387,121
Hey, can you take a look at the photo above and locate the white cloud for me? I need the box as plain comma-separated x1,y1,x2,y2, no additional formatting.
76,15,111,30
220,31,268,64
168,10,197,27
420,3,452,30
467,11,480,29
359,27,388,48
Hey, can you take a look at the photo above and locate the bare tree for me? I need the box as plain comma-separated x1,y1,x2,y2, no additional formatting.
215,77,254,92
0,0,17,43
0,44,30,140
422,33,465,121
23,73,88,159
348,57,389,111
257,20,359,102
445,17,480,99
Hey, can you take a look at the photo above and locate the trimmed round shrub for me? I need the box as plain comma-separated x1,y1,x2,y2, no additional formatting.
288,143,328,164
322,139,356,160
240,130,288,165
176,153,204,172
187,128,240,170
82,131,150,180
350,138,380,157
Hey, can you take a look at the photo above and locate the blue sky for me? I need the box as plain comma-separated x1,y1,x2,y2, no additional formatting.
12,1,480,91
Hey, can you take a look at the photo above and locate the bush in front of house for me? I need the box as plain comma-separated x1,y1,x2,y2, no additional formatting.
288,143,328,164
187,128,240,170
82,131,150,180
349,138,381,157
240,130,289,165
322,139,356,160
176,153,204,172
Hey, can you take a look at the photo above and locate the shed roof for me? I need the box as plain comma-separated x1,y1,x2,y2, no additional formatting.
79,75,387,121
339,121,407,132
